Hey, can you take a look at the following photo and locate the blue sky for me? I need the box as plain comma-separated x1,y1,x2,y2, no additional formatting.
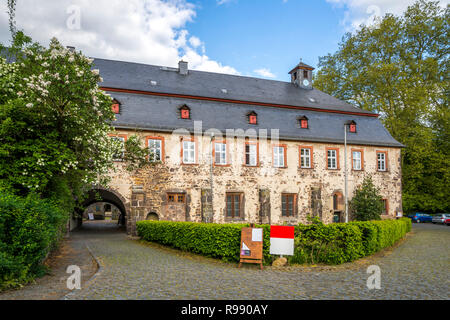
1,0,445,81
186,0,346,80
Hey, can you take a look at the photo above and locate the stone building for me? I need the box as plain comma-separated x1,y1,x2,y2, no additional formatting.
93,58,403,235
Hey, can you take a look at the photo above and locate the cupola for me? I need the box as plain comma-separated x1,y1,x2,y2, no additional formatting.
289,59,314,90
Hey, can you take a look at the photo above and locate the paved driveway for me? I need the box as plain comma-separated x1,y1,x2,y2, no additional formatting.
65,221,449,300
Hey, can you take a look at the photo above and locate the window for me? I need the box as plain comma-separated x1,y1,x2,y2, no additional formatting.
300,147,313,168
273,145,286,168
245,142,258,166
298,116,308,129
348,120,357,133
110,135,126,161
111,99,120,114
168,193,185,203
179,105,190,119
226,193,242,218
282,194,296,217
303,70,308,79
147,137,164,162
247,111,257,125
327,148,339,169
377,151,387,171
381,199,388,214
293,72,297,80
352,149,363,170
182,139,196,164
214,142,227,165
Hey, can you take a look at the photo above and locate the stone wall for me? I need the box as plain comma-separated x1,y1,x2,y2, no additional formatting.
107,129,402,234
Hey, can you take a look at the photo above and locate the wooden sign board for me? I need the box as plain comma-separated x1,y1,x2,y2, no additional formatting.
238,227,263,270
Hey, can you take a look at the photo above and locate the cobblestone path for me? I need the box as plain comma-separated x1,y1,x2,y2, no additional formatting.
66,221,449,300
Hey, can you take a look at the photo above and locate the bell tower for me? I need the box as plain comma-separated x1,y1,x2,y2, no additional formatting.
289,59,314,89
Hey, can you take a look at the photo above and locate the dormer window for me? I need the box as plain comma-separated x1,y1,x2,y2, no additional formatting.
179,105,191,119
247,111,257,125
298,116,308,129
111,99,120,114
348,120,357,133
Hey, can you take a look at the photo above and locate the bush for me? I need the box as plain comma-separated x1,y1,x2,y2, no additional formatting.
137,221,273,264
137,218,411,267
290,218,411,265
0,192,67,290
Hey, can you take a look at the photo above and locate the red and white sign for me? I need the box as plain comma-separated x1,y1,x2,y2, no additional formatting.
269,225,295,256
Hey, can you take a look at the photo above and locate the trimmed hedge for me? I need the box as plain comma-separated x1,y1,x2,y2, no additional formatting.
291,218,412,265
136,221,272,264
136,218,412,266
0,193,67,290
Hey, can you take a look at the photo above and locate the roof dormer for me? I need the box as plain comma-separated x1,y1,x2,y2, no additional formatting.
289,60,314,90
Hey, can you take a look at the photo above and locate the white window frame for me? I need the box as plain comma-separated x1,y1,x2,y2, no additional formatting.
214,142,227,165
148,139,162,162
300,148,311,168
273,146,285,168
377,152,386,171
183,140,196,164
352,151,362,170
245,143,257,166
327,149,337,169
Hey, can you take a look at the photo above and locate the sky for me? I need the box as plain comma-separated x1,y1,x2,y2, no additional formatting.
0,0,448,82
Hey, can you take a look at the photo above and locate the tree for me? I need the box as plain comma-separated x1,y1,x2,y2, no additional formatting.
0,32,148,213
314,0,449,213
350,176,384,221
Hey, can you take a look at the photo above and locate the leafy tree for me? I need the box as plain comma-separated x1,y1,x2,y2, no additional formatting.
0,32,148,213
314,0,449,213
350,176,384,221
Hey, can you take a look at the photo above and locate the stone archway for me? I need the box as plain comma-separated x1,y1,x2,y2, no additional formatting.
76,187,130,233
146,212,159,221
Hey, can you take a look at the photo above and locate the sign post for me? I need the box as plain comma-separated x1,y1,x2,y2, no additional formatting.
238,224,263,270
269,225,295,256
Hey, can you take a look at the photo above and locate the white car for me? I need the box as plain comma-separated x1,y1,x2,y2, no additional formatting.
432,214,450,224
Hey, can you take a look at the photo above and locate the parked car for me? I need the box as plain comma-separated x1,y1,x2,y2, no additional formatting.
432,213,450,224
444,218,450,226
407,213,433,223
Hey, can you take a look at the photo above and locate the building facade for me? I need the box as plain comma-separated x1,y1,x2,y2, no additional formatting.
94,58,403,235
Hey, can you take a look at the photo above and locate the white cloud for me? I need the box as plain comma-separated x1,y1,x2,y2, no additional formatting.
0,0,239,75
254,68,276,78
326,0,450,31
217,0,234,5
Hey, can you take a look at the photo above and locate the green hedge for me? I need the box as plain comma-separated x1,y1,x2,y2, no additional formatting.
137,218,412,266
0,193,67,290
136,221,272,264
290,218,412,265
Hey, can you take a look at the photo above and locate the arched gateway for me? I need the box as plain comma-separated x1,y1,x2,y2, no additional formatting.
74,187,130,233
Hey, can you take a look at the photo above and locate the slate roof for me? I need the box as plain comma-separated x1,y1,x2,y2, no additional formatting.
92,58,403,148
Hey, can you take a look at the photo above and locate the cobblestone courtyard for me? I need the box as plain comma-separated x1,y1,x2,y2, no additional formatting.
68,221,449,300
2,221,449,300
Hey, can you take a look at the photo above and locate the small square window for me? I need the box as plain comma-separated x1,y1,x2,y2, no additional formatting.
301,119,308,128
350,124,356,133
249,115,257,124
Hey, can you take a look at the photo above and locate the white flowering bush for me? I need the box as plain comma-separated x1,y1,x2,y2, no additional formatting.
0,32,145,209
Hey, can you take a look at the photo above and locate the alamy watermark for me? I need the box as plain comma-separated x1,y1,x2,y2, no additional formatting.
366,265,381,290
66,5,81,30
66,265,81,290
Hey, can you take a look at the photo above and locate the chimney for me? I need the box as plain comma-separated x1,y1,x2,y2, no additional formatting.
66,46,75,52
178,60,188,75
288,59,314,89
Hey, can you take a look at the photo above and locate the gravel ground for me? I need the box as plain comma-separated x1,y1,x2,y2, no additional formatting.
61,221,450,300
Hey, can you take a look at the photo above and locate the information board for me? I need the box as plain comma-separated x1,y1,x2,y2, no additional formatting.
238,227,263,270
